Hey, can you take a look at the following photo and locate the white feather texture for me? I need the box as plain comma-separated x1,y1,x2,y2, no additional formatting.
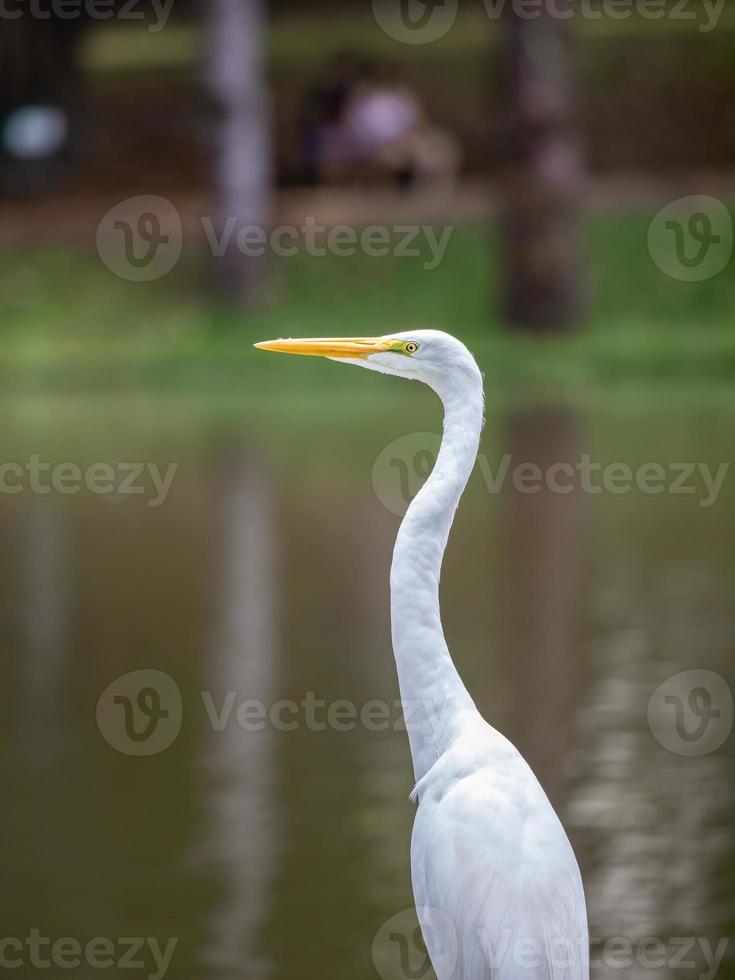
355,331,589,980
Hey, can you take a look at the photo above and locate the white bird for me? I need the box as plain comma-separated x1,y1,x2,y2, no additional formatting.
256,330,589,980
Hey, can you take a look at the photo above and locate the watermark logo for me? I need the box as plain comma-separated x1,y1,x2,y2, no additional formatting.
97,199,454,281
97,669,183,756
97,195,183,282
0,456,177,508
372,0,725,42
648,195,733,282
372,911,729,980
0,0,176,33
372,435,730,514
647,669,733,756
0,930,177,979
96,678,453,756
372,0,459,44
372,907,458,980
372,432,443,517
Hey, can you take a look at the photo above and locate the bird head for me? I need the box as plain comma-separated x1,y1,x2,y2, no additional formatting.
254,329,481,395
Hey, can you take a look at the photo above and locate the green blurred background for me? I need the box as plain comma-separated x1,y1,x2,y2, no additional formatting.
0,3,734,980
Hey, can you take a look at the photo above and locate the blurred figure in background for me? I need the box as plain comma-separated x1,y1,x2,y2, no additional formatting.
0,13,83,196
303,56,461,192
300,50,364,185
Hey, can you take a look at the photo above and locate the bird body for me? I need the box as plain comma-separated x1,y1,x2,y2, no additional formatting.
411,713,588,980
256,330,589,979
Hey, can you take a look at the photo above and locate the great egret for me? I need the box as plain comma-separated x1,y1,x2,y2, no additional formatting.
256,330,589,980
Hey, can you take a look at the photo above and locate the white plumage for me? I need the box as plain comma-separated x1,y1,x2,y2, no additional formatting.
411,715,588,980
256,329,589,980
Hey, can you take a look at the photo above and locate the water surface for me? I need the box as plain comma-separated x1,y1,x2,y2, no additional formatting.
0,386,733,980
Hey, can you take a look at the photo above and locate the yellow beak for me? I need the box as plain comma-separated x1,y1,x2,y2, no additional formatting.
254,336,393,359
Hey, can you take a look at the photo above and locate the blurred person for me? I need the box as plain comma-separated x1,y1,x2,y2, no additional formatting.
344,63,461,191
303,57,461,191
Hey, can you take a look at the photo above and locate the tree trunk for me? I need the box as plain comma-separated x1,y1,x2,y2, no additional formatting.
499,4,584,331
203,0,272,309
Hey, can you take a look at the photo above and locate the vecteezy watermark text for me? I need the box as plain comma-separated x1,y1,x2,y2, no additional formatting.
371,0,726,44
202,216,453,271
0,930,178,979
0,456,178,508
95,195,454,281
97,667,734,761
200,690,432,735
96,669,459,756
371,433,730,516
0,0,175,31
373,907,730,980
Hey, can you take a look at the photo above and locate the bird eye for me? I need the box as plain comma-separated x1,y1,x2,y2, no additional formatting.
404,342,419,354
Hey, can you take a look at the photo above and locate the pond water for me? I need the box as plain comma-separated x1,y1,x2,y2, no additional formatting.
0,384,733,980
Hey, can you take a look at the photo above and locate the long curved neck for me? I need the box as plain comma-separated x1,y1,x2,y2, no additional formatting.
390,371,484,782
